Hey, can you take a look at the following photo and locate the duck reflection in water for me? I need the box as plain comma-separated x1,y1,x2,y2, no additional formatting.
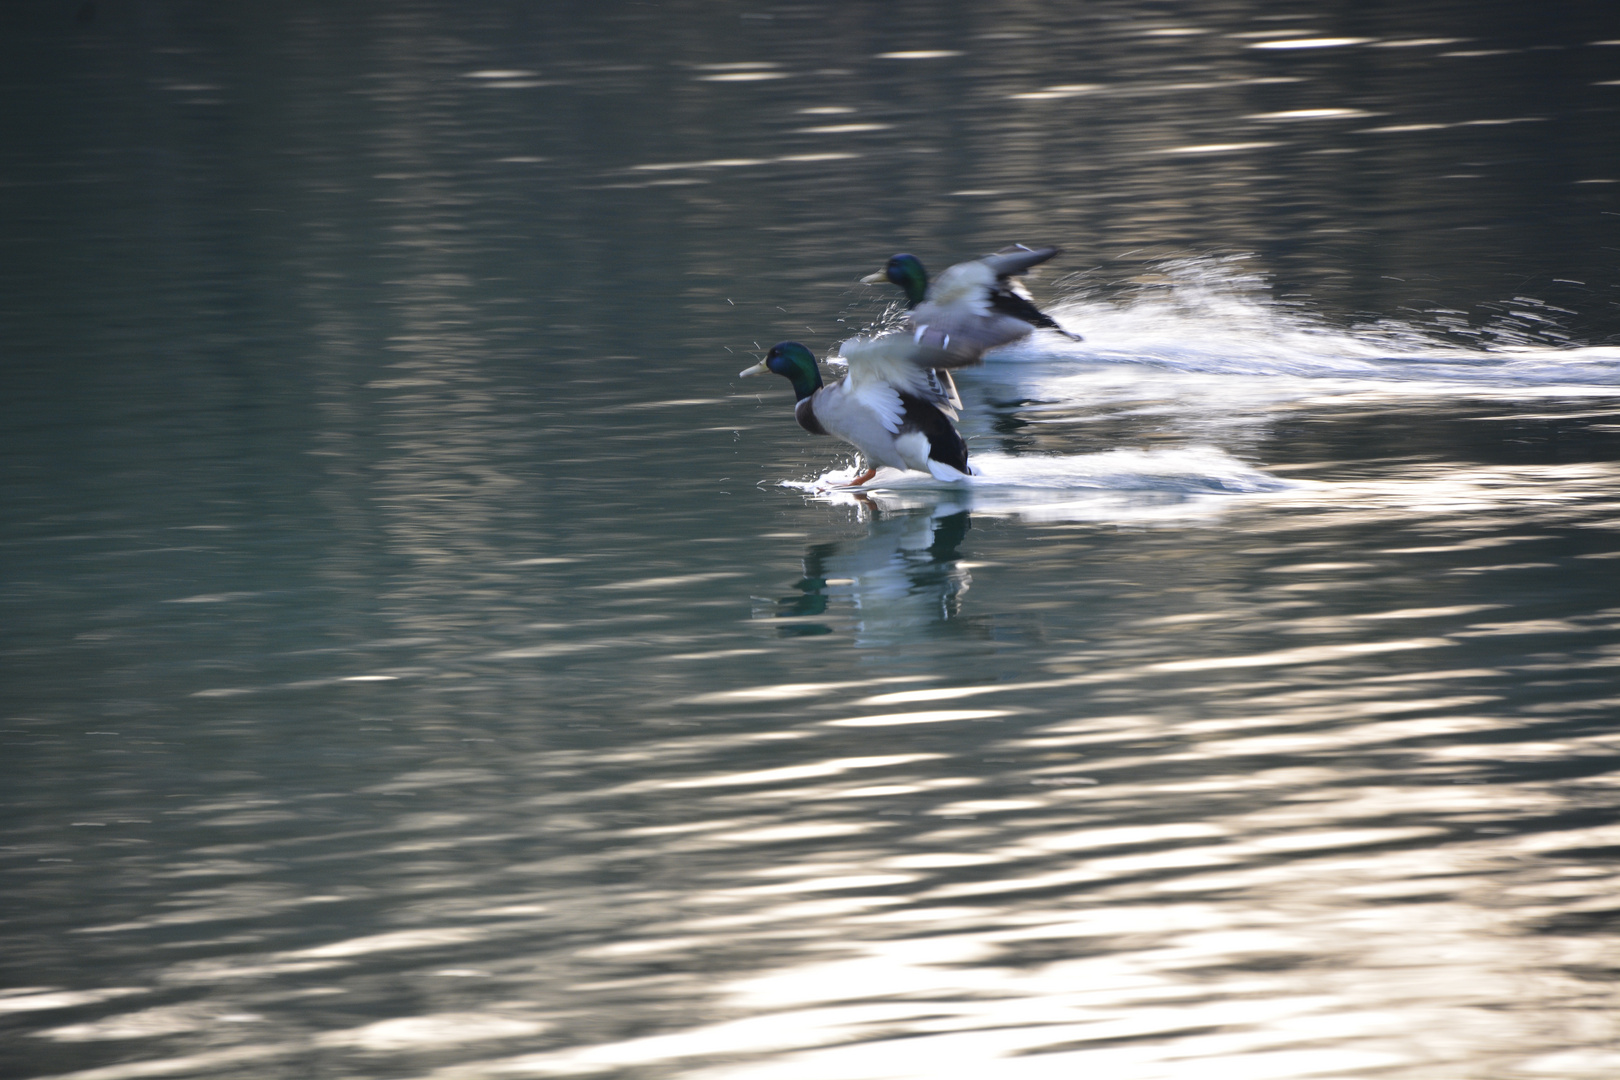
767,504,972,644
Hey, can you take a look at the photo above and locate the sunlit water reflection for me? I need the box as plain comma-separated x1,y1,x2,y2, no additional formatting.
4,3,1620,1079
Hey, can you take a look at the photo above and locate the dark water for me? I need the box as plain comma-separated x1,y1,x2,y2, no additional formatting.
4,3,1620,1078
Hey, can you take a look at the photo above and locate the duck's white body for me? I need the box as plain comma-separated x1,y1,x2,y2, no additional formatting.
806,360,976,480
742,337,980,483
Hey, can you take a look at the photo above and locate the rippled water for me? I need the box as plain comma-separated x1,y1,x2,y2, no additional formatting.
4,3,1620,1078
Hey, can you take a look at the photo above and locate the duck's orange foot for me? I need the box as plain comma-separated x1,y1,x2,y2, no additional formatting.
843,467,878,488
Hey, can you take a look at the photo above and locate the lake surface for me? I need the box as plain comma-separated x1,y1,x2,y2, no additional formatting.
4,3,1620,1078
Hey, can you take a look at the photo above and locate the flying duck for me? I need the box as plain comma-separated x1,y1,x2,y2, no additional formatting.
863,245,1081,358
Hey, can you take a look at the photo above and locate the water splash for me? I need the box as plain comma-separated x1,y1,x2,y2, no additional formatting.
1009,255,1620,389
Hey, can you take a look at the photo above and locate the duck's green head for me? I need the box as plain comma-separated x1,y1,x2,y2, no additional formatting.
739,341,823,401
861,253,928,308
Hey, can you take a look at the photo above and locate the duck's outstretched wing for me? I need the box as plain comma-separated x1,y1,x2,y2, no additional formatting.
978,245,1062,280
982,247,1080,339
836,332,986,418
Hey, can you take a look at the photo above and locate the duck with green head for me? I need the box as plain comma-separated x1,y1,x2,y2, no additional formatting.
862,246,1081,357
741,340,977,486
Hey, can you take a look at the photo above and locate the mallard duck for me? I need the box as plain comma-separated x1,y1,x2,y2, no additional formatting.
862,245,1082,354
740,340,979,485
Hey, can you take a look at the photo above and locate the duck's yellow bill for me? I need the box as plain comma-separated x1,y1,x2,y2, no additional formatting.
739,361,769,377
859,270,885,284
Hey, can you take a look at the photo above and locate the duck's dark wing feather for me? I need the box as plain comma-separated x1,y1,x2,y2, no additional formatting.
980,245,1061,281
988,286,1064,331
984,246,1081,341
898,392,970,473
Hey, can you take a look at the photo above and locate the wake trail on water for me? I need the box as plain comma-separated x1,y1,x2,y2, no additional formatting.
1013,255,1620,389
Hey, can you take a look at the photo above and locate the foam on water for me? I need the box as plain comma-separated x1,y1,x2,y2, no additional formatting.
788,447,1285,495
784,447,1291,522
